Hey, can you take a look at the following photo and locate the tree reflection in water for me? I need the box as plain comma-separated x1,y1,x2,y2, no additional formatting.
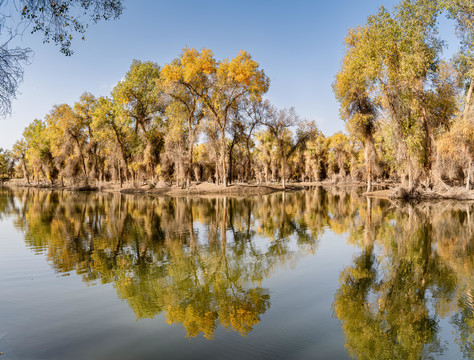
1,187,472,356
333,197,473,360
2,188,322,339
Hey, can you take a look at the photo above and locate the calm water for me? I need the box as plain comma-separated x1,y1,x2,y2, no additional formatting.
0,187,472,360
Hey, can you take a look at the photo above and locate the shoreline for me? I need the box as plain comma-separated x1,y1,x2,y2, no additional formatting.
3,179,474,200
364,188,474,201
0,179,372,197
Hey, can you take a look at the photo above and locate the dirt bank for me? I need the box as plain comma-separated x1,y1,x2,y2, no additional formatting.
4,179,473,200
4,179,289,196
365,187,474,200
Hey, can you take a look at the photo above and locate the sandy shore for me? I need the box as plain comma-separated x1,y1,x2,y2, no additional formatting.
2,179,369,197
3,179,473,200
3,179,300,197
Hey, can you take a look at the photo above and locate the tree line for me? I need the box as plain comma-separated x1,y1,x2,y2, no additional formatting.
3,0,474,192
334,0,474,191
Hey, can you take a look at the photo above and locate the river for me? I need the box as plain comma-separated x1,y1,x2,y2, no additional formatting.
0,187,472,359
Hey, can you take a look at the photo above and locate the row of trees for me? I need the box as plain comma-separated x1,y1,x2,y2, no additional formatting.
3,0,474,191
334,0,474,191
0,148,15,179
9,49,278,188
6,49,345,189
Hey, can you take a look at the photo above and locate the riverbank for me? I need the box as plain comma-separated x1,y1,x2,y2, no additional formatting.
3,179,474,200
1,178,374,197
364,187,474,200
3,179,289,196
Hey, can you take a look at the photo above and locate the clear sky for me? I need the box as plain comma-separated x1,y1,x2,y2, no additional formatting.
1,0,459,149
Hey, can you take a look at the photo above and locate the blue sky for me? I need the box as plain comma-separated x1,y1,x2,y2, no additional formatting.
1,0,459,149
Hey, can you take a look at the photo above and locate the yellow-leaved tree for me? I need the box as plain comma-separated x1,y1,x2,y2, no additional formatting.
161,48,269,186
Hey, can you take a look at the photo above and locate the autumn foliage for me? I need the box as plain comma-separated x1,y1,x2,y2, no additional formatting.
3,0,474,192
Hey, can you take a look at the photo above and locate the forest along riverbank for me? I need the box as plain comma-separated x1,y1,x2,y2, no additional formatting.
4,179,474,200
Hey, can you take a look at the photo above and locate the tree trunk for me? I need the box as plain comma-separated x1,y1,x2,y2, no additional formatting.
73,136,88,181
279,140,287,189
246,140,252,182
138,120,154,181
463,78,474,122
365,143,373,193
112,126,129,182
119,162,123,189
186,142,194,189
22,160,30,184
215,164,219,185
176,160,180,188
281,156,287,189
421,105,433,175
228,142,235,185
467,159,472,191
221,129,227,187
367,164,372,193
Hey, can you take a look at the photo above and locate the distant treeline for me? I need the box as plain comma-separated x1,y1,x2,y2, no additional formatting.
1,0,473,191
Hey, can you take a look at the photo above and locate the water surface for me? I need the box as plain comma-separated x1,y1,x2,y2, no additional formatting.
0,188,472,359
